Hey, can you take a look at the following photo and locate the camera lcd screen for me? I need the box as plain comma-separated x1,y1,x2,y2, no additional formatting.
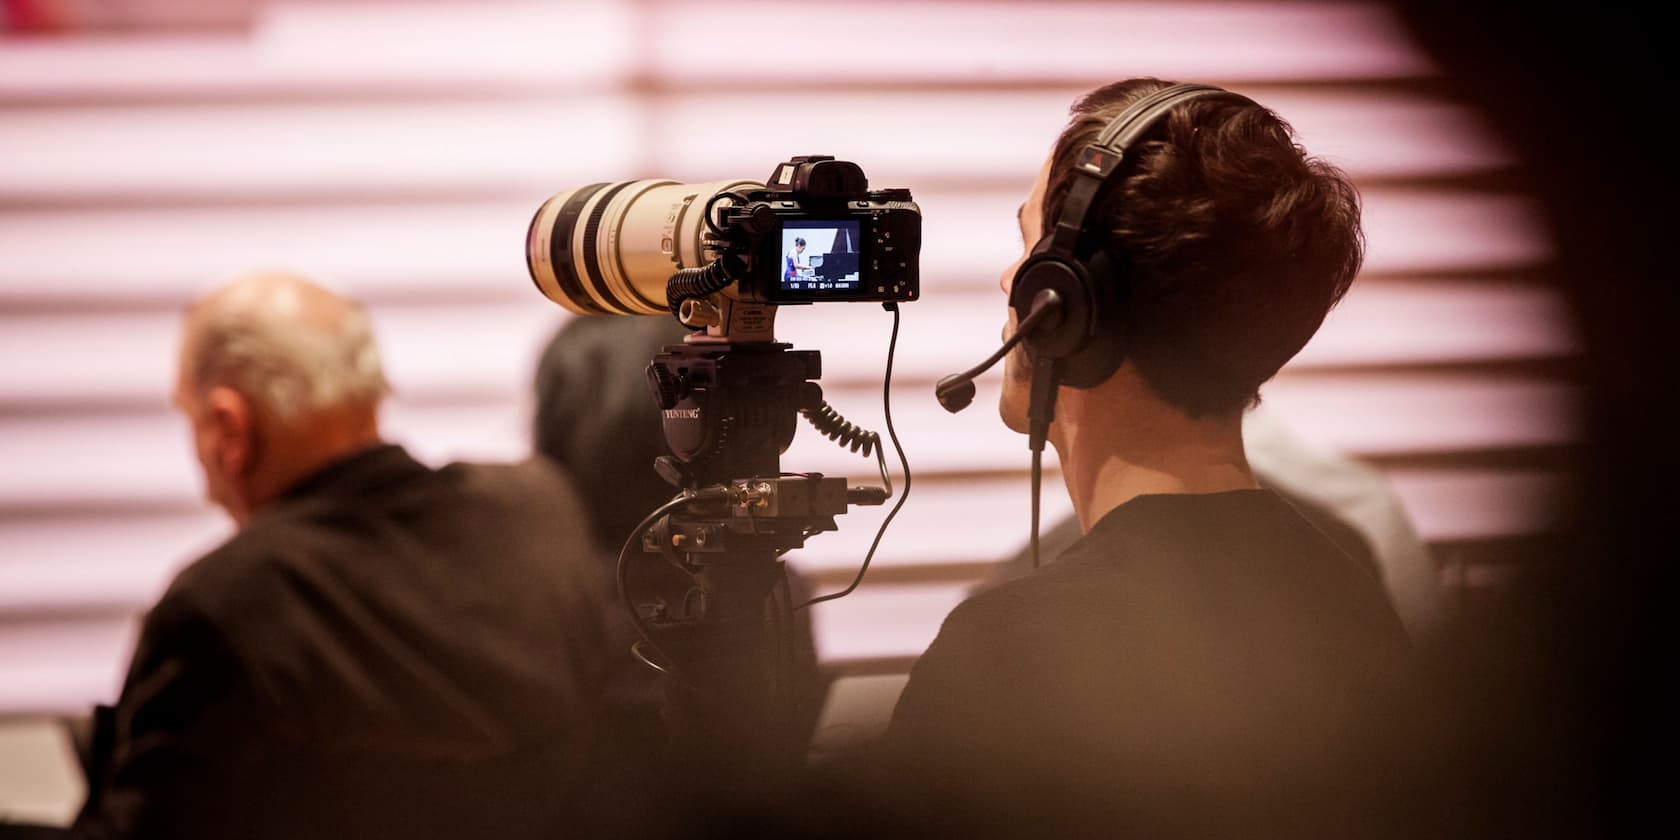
779,219,865,295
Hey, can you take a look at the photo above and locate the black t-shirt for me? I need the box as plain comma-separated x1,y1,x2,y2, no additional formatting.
877,489,1419,838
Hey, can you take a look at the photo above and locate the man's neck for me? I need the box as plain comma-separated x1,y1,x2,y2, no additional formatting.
1051,369,1257,533
242,409,383,521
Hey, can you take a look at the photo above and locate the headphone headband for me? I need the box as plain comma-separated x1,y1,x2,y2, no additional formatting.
1049,84,1253,253
1093,84,1239,151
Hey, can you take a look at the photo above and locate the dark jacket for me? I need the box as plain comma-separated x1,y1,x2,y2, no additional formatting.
71,445,611,840
879,490,1420,839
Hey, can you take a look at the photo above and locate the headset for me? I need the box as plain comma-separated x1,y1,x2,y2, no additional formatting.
934,81,1256,567
939,83,1257,416
1009,82,1256,390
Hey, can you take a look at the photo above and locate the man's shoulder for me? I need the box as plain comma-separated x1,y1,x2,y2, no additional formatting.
168,516,280,586
155,477,430,625
890,563,1131,740
170,457,591,591
158,516,322,626
436,456,580,502
125,527,310,677
432,457,595,536
932,560,1106,651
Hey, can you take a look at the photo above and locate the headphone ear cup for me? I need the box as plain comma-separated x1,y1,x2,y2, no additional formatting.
1011,253,1096,363
1054,246,1126,389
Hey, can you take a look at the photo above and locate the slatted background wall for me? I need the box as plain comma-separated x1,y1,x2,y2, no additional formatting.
0,0,1576,718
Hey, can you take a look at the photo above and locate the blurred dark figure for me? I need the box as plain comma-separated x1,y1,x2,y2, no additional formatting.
532,315,687,569
531,313,829,832
53,272,611,840
1379,5,1668,838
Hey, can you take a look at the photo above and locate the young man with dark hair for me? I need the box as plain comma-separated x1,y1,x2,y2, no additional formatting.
875,78,1421,838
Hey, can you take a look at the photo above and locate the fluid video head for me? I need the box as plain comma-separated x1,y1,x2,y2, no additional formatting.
525,155,920,321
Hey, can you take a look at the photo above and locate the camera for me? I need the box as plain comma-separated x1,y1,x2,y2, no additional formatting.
524,159,919,776
526,156,919,317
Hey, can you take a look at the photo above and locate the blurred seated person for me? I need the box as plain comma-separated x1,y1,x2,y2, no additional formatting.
65,271,611,840
531,313,828,802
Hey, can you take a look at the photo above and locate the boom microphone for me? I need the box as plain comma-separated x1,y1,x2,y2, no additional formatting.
933,289,1063,413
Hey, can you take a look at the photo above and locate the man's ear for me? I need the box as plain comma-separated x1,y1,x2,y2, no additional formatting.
203,386,255,477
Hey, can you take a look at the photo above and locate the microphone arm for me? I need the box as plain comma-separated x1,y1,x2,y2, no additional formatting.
934,288,1064,412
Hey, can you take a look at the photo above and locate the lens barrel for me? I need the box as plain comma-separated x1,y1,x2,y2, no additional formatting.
526,179,760,315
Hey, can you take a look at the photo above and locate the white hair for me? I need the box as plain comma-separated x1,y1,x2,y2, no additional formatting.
186,279,390,424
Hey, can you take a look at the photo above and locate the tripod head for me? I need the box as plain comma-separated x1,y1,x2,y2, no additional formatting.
636,336,889,618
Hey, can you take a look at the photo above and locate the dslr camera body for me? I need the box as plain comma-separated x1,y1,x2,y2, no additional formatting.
716,155,920,306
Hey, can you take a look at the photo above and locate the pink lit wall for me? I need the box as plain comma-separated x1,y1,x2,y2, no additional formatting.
0,0,1575,719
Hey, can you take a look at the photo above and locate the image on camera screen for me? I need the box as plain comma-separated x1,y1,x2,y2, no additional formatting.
781,219,862,293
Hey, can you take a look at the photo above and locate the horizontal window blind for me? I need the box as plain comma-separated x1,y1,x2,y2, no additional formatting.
0,0,1574,714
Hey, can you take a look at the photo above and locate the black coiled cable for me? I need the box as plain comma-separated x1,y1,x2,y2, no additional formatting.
800,400,880,457
666,261,734,320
